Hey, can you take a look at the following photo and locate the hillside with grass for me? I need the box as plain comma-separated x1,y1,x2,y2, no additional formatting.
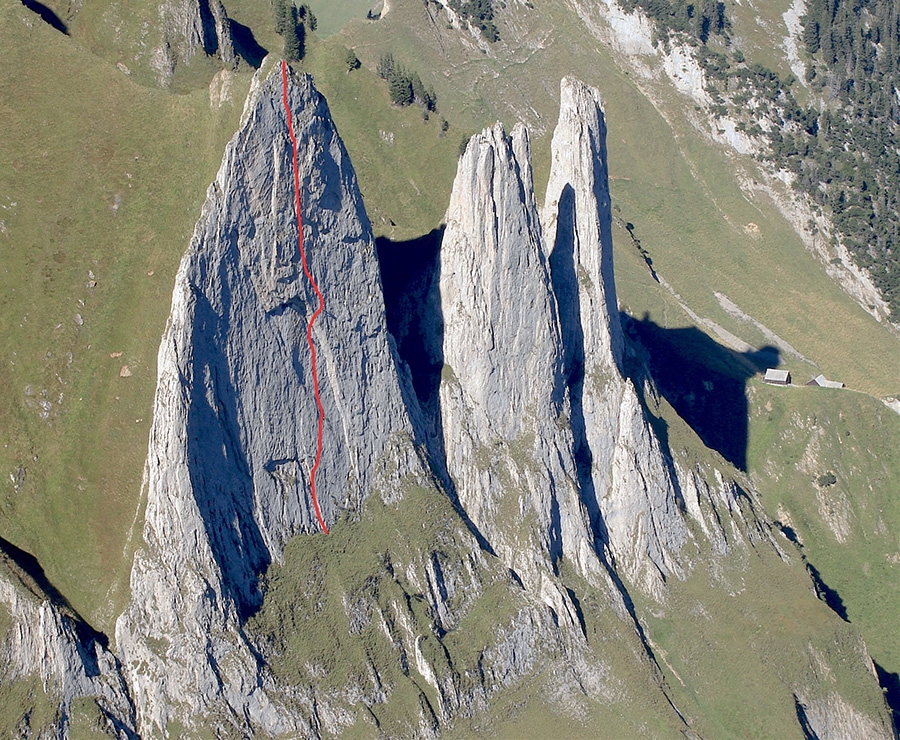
332,0,897,392
1,0,898,736
0,0,256,633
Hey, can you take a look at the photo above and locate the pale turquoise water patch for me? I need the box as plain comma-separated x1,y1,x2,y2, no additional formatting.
304,0,381,38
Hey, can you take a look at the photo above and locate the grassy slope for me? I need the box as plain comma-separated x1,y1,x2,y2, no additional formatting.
305,0,380,39
747,384,900,678
643,541,888,739
252,479,674,739
253,468,689,740
0,0,253,633
0,0,897,733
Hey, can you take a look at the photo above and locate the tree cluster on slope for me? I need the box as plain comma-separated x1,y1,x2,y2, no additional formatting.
273,0,317,62
377,53,438,111
345,48,361,72
446,0,499,42
627,0,900,316
798,0,900,313
618,0,729,44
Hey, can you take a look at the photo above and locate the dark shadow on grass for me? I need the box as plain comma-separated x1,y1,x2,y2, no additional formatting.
874,662,900,734
789,539,897,734
624,313,779,471
375,227,495,556
230,20,268,68
0,535,77,618
21,0,67,34
777,522,801,545
806,562,849,621
776,523,858,630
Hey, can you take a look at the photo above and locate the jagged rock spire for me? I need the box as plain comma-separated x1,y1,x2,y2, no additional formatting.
543,77,623,374
116,64,426,735
542,77,688,598
438,79,688,599
439,122,602,602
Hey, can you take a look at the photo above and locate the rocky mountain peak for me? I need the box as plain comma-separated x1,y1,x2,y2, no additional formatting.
2,63,886,740
114,63,427,734
152,0,235,86
439,118,597,594
439,78,690,601
544,76,623,374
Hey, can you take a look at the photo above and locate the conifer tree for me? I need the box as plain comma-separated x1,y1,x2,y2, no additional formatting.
273,0,289,34
282,8,304,62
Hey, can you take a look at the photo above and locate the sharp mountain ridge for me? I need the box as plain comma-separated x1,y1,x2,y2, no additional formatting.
0,62,893,739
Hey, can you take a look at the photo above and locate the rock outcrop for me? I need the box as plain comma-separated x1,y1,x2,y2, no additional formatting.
91,67,893,740
0,538,135,738
85,0,238,88
151,0,236,86
440,78,688,600
439,120,601,593
115,65,428,735
544,78,689,597
433,80,893,739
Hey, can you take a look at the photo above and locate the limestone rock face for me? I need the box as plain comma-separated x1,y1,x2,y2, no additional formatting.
88,68,891,740
434,79,892,740
543,78,622,373
543,77,689,597
0,548,135,739
115,66,425,735
797,691,896,740
439,122,601,597
440,78,688,600
151,0,236,86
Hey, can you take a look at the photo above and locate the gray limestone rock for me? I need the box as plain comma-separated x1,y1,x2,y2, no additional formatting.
440,78,689,601
100,66,892,740
151,0,236,87
542,77,689,598
796,691,895,740
439,121,602,595
116,64,427,735
0,543,135,739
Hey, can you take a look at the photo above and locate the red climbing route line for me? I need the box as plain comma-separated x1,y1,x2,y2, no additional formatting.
282,60,329,535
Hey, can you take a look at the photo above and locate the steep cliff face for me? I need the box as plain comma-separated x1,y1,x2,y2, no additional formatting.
98,67,894,740
151,0,235,86
544,78,689,598
109,65,687,739
440,78,688,600
115,65,428,735
438,121,602,592
0,540,135,738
